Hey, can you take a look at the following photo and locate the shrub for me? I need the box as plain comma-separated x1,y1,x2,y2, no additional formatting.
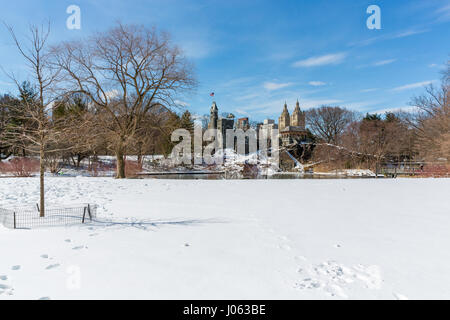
0,157,40,177
419,164,450,178
125,160,143,178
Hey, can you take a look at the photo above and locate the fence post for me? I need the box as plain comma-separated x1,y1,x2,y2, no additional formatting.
82,207,86,224
13,211,16,229
87,204,92,221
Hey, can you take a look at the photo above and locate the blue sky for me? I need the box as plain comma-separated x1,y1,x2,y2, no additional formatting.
0,0,449,121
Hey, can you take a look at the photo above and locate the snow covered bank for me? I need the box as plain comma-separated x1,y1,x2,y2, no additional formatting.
1,177,450,299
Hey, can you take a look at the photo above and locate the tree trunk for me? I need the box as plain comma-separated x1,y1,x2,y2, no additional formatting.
116,149,126,179
39,145,45,217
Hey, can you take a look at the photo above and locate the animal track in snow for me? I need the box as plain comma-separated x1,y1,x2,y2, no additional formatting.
295,260,382,298
0,275,7,280
11,265,21,271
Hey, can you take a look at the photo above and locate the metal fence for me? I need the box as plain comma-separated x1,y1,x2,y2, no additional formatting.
0,204,97,229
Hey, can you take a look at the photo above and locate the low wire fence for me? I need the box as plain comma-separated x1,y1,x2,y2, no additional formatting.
0,204,97,229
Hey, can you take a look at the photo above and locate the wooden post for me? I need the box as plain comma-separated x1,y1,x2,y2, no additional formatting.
82,207,86,224
87,204,92,221
13,211,16,229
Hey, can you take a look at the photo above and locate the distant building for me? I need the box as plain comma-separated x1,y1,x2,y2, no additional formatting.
208,101,235,149
236,117,250,130
259,119,278,132
257,119,278,155
206,100,309,154
278,100,307,146
208,102,219,130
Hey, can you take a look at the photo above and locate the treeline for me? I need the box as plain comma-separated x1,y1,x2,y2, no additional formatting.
0,22,197,214
305,61,449,171
0,85,195,166
0,23,196,179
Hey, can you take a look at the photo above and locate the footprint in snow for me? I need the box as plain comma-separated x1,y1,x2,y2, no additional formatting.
38,296,51,300
393,292,408,300
295,261,383,298
45,264,60,270
0,283,14,296
64,239,71,243
72,245,87,250
278,244,292,251
11,265,20,271
0,275,7,281
40,254,49,259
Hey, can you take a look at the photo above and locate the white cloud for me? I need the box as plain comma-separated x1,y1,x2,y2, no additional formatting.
349,29,429,47
308,81,326,86
105,90,119,100
179,39,214,59
391,80,436,92
235,93,260,101
373,59,396,66
436,4,450,22
392,29,428,39
174,100,190,107
360,88,378,93
300,99,342,109
263,82,293,91
372,106,418,114
293,53,346,67
235,109,250,116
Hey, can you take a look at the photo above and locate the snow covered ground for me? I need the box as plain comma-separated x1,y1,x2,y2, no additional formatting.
0,177,449,300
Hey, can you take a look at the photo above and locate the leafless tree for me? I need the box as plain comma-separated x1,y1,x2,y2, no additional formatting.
306,106,357,144
1,23,60,216
409,60,450,160
1,23,87,216
53,23,196,178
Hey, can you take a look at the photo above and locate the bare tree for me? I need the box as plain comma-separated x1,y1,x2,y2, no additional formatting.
1,23,87,216
53,23,196,178
409,60,450,160
306,106,356,144
0,23,62,216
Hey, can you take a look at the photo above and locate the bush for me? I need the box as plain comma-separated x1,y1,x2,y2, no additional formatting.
0,161,8,174
125,160,143,178
0,157,40,177
419,164,450,178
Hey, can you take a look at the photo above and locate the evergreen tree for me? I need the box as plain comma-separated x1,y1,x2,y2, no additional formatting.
180,110,194,134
